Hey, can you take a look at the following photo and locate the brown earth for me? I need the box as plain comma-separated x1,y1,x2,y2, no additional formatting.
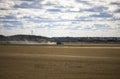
0,45,120,79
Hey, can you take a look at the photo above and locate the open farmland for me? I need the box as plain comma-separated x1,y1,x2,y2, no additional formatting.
0,45,120,79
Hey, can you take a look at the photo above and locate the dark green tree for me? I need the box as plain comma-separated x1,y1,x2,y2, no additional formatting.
57,41,62,45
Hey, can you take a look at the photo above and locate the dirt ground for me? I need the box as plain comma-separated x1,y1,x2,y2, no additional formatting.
0,45,120,79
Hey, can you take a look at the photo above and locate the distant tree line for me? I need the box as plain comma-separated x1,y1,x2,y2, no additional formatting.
0,35,120,44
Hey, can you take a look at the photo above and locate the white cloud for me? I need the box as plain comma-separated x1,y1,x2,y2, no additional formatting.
0,0,120,37
0,0,15,9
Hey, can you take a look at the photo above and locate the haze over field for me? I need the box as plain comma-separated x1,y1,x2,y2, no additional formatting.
0,0,120,37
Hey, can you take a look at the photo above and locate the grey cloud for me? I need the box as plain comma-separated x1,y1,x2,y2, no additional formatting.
19,0,34,1
1,21,23,30
65,9,80,13
76,17,93,22
0,15,17,22
112,18,120,21
111,2,120,6
84,26,94,30
14,0,43,9
21,16,53,23
0,15,23,29
54,5,65,9
44,1,56,6
80,6,108,12
19,0,43,2
90,12,112,18
47,9,61,12
65,26,81,30
114,9,120,13
75,0,91,5
0,15,16,19
93,24,110,30
0,8,8,10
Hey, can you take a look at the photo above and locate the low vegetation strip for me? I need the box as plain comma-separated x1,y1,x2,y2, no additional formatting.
0,53,120,60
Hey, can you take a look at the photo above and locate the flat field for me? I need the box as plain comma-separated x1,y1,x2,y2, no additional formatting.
0,45,120,79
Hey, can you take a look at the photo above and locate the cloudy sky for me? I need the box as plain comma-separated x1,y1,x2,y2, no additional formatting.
0,0,120,37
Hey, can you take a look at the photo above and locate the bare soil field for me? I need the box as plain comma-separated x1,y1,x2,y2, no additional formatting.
0,45,120,79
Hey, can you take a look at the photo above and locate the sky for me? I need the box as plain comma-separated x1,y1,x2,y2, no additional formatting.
0,0,120,37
